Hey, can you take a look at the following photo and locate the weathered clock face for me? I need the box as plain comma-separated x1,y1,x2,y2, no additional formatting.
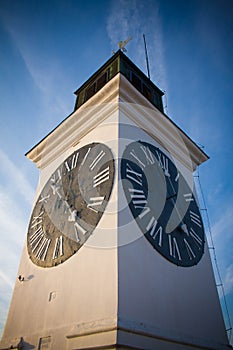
27,142,115,268
121,140,205,267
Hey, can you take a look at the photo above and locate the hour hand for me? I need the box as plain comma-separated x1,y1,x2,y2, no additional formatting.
166,193,177,201
178,222,188,234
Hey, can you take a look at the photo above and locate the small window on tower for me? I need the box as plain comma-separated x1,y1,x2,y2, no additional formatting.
96,72,108,91
131,72,142,92
142,83,152,102
85,82,96,101
110,58,119,78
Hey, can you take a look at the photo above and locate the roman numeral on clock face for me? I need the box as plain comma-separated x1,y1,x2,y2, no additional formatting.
189,227,203,247
183,193,194,202
168,235,181,261
31,211,44,228
50,169,62,198
51,169,61,183
52,235,64,259
156,150,170,177
184,238,196,260
81,147,91,166
74,221,87,242
29,221,51,262
129,188,147,207
175,172,179,182
125,163,143,187
35,237,51,261
146,217,163,246
189,210,202,227
89,150,106,170
129,149,146,168
129,146,156,168
30,226,44,251
64,152,79,172
140,145,155,165
39,194,50,204
87,196,105,212
138,206,151,219
93,166,110,187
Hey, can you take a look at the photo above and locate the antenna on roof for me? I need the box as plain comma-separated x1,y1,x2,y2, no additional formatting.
143,34,151,79
118,36,132,52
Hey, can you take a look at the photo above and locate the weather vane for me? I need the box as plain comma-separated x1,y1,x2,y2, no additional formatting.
118,36,132,52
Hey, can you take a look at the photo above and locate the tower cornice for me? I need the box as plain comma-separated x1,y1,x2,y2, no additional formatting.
26,72,208,172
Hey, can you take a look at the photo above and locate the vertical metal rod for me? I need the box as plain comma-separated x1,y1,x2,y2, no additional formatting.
143,34,150,79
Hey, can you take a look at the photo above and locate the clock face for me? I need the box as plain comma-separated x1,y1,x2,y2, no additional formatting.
121,141,205,267
27,142,115,268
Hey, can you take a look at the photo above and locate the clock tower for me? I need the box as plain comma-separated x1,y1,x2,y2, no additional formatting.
0,51,231,350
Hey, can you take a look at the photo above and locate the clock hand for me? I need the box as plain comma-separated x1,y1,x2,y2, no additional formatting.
68,208,78,222
178,222,188,234
165,188,189,233
50,181,62,199
166,193,177,201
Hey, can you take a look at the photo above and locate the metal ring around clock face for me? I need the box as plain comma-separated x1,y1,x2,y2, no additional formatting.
121,140,205,267
27,142,115,268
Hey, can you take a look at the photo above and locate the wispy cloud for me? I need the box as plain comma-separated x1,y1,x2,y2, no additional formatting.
0,282,14,337
0,149,34,335
207,204,233,298
1,18,72,123
223,264,233,295
0,271,14,290
0,148,33,257
0,190,28,249
107,0,168,90
211,205,233,242
0,149,34,204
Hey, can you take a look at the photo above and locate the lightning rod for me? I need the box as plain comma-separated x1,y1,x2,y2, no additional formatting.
143,34,151,80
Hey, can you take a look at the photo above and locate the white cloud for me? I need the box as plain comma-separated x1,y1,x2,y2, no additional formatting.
0,149,34,204
0,149,33,336
0,284,13,336
107,0,139,49
0,271,14,290
0,190,28,248
207,204,233,301
106,0,168,91
223,264,233,295
0,149,32,269
2,18,72,123
211,204,233,242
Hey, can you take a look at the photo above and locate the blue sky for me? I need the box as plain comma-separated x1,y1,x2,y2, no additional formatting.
0,0,232,343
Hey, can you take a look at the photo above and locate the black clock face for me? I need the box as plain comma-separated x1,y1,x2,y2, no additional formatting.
121,141,205,267
27,142,115,268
